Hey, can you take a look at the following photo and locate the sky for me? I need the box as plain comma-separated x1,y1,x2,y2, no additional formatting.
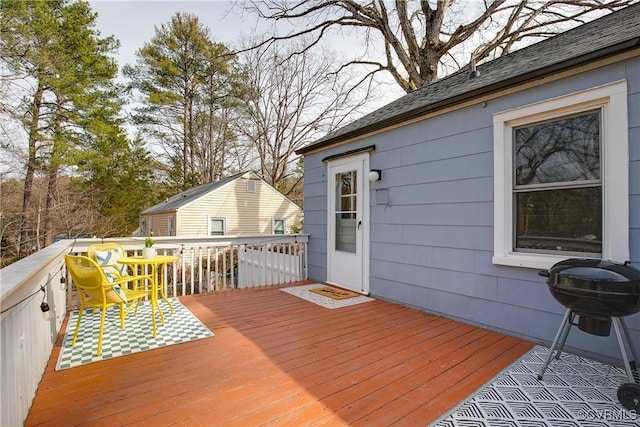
86,0,403,140
89,1,267,73
88,1,401,104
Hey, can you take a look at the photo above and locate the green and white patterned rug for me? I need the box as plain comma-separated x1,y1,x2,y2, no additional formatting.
56,298,214,370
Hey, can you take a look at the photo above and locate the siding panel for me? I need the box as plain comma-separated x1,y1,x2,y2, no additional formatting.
400,127,493,166
400,225,493,251
392,152,492,187
373,202,493,226
393,178,493,205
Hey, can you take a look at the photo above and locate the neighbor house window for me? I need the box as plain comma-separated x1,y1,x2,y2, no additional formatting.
247,180,256,193
208,217,226,236
167,216,174,236
493,80,629,269
273,217,286,234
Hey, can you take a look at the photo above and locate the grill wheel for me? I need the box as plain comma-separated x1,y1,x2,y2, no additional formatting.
617,382,640,412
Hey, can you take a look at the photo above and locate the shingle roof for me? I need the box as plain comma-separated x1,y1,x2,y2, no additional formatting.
297,4,640,155
141,171,248,214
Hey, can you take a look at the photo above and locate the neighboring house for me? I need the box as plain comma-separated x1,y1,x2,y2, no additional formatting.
296,4,639,364
139,171,303,237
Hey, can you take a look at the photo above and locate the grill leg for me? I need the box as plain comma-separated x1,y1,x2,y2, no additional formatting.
613,317,640,411
612,317,637,383
538,308,573,380
619,317,640,373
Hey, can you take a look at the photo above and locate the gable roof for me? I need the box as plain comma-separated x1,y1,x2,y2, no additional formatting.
297,4,640,155
141,171,248,214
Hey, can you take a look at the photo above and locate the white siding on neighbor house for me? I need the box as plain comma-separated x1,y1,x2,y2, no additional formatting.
176,176,302,236
142,214,174,237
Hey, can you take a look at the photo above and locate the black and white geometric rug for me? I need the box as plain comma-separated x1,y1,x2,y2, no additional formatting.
432,345,640,426
56,298,214,370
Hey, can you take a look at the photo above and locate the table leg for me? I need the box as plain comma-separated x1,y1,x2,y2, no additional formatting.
158,263,174,314
152,264,166,332
150,265,158,337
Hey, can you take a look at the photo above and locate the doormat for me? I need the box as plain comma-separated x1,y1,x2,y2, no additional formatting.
281,284,374,309
431,345,636,426
56,298,214,370
309,285,361,300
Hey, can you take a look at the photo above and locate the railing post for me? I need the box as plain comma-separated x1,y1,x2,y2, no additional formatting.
197,247,203,295
230,245,235,289
213,247,220,292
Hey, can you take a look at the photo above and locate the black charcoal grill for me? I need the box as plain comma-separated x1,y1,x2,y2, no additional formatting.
537,258,640,411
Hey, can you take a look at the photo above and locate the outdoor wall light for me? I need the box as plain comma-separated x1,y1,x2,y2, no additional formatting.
369,169,382,182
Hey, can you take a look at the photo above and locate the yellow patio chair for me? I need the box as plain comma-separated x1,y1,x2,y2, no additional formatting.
87,242,150,291
65,254,149,356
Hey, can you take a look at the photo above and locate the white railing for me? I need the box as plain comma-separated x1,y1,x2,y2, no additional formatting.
1,240,70,427
0,234,308,427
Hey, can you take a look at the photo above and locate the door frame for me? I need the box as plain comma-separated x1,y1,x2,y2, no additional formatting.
326,152,370,294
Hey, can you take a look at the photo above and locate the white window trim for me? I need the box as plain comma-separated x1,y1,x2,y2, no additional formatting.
208,216,227,236
493,80,629,270
272,217,286,234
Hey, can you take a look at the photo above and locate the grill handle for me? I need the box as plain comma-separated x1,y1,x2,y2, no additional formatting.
538,270,550,278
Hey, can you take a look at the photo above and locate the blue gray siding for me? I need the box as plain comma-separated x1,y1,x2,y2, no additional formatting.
303,57,640,364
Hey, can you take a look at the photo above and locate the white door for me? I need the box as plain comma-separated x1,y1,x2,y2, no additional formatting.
327,153,370,294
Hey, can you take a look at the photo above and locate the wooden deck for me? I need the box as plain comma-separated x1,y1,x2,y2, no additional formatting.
26,282,534,426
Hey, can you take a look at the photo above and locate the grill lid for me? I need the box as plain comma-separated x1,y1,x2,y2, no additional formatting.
539,258,640,318
558,266,633,282
540,258,640,286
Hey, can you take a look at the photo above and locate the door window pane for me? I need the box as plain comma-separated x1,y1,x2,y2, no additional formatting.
335,171,357,253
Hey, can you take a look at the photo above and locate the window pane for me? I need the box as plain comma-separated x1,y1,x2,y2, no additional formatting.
335,214,356,252
335,170,357,253
274,219,285,234
335,173,344,206
211,219,224,236
515,187,601,254
515,111,600,186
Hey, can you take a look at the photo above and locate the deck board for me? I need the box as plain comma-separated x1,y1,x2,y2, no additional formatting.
26,282,534,426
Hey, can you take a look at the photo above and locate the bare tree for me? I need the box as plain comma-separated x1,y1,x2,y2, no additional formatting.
238,39,373,195
244,0,636,93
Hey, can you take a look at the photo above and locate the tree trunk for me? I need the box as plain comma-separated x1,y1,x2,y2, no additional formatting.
43,98,63,248
43,166,58,247
19,84,44,258
183,99,188,188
